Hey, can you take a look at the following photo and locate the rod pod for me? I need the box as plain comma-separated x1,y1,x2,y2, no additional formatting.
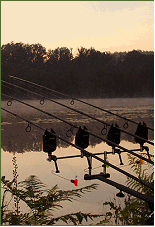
47,155,60,173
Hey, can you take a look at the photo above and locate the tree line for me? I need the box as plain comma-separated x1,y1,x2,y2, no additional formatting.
1,42,154,98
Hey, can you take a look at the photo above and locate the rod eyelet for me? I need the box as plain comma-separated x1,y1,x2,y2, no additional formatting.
25,123,31,132
7,100,12,106
123,122,128,129
70,99,74,105
101,124,107,135
66,129,73,137
40,99,44,105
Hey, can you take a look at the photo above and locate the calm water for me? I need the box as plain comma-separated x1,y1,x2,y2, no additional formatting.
1,98,154,224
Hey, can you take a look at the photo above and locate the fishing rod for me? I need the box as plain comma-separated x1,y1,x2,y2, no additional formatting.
2,80,110,126
9,75,154,132
2,81,154,146
84,174,154,204
2,83,31,99
1,107,154,195
2,93,154,165
1,86,147,163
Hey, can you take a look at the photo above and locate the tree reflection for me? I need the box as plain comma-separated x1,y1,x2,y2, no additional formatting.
1,120,154,153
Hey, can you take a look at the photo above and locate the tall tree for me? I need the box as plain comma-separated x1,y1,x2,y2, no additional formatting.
46,47,73,65
29,43,46,67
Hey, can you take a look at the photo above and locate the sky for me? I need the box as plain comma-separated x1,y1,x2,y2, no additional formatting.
1,1,154,54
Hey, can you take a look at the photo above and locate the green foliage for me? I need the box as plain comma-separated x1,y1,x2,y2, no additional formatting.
48,211,101,225
1,175,102,225
101,196,153,225
126,154,154,196
99,154,154,225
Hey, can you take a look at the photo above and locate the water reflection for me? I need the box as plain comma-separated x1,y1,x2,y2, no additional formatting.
1,98,154,153
1,98,154,221
1,120,154,153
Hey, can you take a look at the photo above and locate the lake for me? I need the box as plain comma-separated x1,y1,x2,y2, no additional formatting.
1,97,154,224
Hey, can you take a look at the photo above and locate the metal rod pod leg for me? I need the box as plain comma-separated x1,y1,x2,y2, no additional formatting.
86,156,92,175
54,160,60,173
103,151,107,175
51,155,60,173
143,146,151,160
118,151,124,165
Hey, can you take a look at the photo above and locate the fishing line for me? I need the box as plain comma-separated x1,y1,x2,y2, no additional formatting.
2,84,78,178
9,75,154,132
51,170,71,181
2,83,26,97
2,83,37,102
10,75,61,100
2,80,110,126
2,80,154,146
51,170,79,186
2,104,77,183
1,93,154,166
58,149,78,178
53,171,115,196
1,107,154,191
2,107,154,204
2,96,77,184
2,83,45,105
2,81,45,102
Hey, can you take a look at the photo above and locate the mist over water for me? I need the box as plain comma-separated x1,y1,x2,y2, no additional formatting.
1,98,154,152
1,98,154,222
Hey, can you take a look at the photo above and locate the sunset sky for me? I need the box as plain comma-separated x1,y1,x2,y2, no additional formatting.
1,1,154,54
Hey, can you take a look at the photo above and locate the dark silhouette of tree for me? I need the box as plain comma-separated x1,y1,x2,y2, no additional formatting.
29,43,46,67
1,42,154,98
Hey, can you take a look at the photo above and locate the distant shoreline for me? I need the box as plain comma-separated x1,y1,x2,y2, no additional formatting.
1,95,154,100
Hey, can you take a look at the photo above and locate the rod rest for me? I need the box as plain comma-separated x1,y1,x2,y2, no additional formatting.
112,148,124,165
84,172,110,180
143,146,150,160
81,151,91,158
143,146,149,152
47,155,60,173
